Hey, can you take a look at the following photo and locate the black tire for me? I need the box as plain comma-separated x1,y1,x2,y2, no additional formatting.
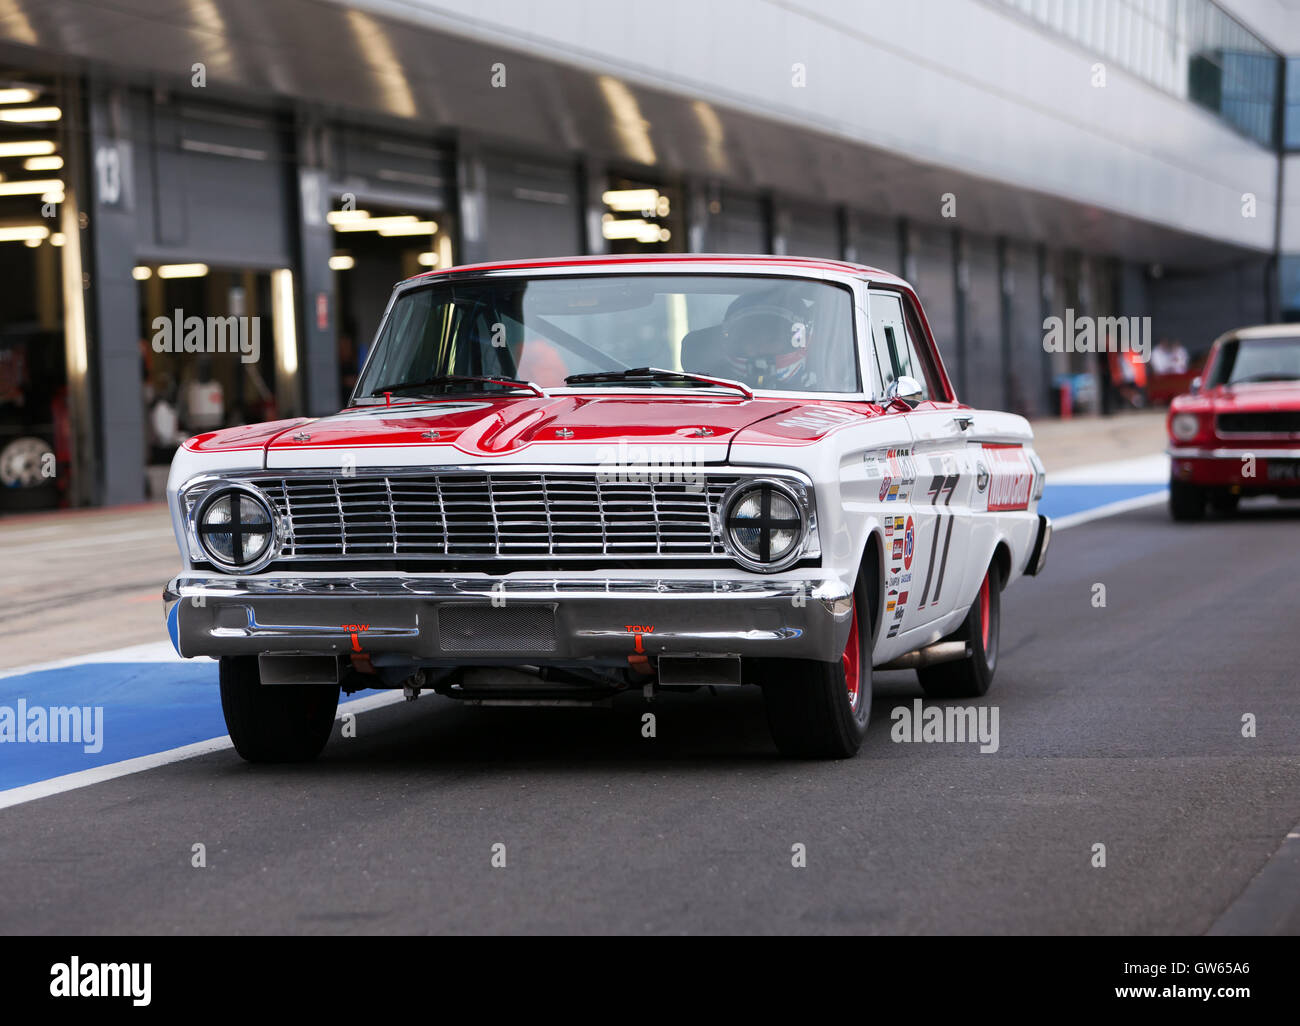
917,559,1001,699
1208,490,1239,516
762,576,872,759
219,656,339,763
1169,479,1205,521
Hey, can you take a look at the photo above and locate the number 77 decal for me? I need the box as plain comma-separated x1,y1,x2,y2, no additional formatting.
925,473,959,505
918,473,959,609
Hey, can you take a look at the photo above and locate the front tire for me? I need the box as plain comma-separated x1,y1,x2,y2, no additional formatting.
219,656,339,763
762,577,872,759
1169,479,1205,521
917,560,1001,699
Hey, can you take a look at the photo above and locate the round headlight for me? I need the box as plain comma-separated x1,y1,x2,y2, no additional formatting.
195,486,275,571
1171,412,1201,441
723,480,806,571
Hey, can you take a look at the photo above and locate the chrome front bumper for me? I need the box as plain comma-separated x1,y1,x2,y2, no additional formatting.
164,573,854,665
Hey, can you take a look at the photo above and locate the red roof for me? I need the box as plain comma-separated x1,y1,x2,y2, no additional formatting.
408,252,905,285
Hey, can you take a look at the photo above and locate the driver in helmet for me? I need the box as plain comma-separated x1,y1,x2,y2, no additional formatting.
717,286,815,389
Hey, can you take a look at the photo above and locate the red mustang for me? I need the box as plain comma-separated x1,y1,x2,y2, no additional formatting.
1167,323,1300,519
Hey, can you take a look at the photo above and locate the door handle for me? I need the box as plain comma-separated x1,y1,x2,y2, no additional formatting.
953,415,974,431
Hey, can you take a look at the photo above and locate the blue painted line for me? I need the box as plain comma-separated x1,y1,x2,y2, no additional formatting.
1038,483,1165,520
0,661,380,793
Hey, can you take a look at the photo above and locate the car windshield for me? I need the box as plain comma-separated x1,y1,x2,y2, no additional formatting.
353,274,860,399
1206,337,1300,386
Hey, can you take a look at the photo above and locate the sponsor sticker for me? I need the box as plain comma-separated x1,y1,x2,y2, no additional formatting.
985,445,1034,511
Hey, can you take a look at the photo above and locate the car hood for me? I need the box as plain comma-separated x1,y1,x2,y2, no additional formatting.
1174,380,1300,413
1204,381,1300,410
235,395,809,467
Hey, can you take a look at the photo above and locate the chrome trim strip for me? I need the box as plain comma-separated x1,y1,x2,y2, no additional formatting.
211,607,422,640
574,627,806,642
180,463,816,486
168,573,851,602
1214,430,1300,440
1168,447,1300,459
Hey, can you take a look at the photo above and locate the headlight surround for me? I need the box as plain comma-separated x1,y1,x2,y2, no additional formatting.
721,479,809,572
193,484,277,572
1170,412,1202,442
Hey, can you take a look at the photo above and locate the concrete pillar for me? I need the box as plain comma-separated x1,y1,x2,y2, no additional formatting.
952,228,969,400
294,118,339,416
85,82,145,505
453,133,490,266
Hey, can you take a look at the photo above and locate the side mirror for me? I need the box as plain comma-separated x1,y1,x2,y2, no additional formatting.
1190,376,1201,393
885,376,924,406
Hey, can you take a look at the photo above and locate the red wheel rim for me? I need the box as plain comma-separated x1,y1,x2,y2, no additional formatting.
979,571,991,650
843,600,861,711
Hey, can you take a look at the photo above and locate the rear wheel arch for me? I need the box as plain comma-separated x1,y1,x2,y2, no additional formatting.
917,554,1002,699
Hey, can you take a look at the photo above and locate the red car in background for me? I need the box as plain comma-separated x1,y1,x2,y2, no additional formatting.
1167,324,1300,520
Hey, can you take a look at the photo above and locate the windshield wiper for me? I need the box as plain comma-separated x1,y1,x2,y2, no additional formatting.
368,375,546,399
563,367,753,400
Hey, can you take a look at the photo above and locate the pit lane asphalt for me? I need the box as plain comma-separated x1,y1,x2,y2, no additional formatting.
1,501,1297,934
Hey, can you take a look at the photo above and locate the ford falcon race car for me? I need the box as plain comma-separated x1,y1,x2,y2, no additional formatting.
1167,323,1300,520
164,255,1050,762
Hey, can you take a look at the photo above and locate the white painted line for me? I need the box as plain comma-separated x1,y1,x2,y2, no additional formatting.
0,689,409,811
0,641,195,680
1053,490,1169,530
1049,452,1169,485
0,737,235,812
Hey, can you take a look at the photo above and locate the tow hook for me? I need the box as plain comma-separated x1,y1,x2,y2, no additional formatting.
403,669,427,701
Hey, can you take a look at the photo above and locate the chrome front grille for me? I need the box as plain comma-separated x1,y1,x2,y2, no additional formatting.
1216,411,1300,436
258,472,739,561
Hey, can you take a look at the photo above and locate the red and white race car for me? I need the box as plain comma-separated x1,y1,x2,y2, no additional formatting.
1167,323,1300,519
164,255,1050,762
